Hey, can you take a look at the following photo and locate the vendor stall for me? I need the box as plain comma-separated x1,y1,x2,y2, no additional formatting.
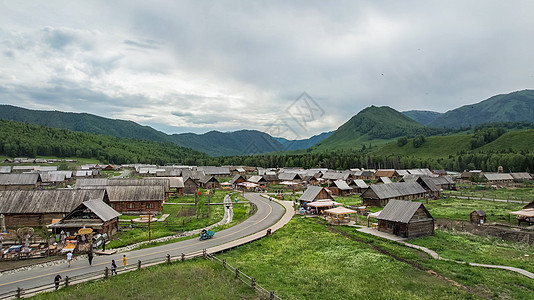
324,206,357,225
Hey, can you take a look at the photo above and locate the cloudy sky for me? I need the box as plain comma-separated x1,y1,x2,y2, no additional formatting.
1,1,533,139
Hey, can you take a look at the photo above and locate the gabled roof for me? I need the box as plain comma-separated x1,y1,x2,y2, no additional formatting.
0,166,11,174
484,173,514,181
197,166,230,175
76,178,170,190
299,186,330,202
76,199,120,222
278,173,302,181
248,175,267,183
322,171,345,180
333,180,352,190
230,174,246,184
374,169,397,178
417,177,439,192
510,173,533,180
0,173,40,185
378,200,433,223
40,173,66,183
365,182,426,199
0,189,107,214
80,186,164,202
471,210,486,217
200,175,219,184
352,179,368,189
379,177,393,184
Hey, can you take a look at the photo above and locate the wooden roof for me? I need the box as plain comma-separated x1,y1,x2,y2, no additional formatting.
80,186,165,202
364,182,426,200
0,173,40,185
0,189,107,214
378,200,433,223
332,180,352,190
299,186,331,202
76,178,170,190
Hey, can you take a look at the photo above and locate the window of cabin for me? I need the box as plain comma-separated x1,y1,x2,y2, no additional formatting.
146,203,154,209
128,203,135,209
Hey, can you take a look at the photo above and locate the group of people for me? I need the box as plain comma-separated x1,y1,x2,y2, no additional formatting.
55,253,127,290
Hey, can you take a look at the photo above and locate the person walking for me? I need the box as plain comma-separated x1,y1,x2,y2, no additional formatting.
66,251,73,267
87,251,93,266
54,274,62,290
122,254,127,266
111,260,117,275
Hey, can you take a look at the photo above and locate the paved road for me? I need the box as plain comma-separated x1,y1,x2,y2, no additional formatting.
0,193,285,294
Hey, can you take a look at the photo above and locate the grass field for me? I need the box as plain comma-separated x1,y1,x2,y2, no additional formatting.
446,184,534,203
415,198,525,224
31,258,258,300
28,217,534,300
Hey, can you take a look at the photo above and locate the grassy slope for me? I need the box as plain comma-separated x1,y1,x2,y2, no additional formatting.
476,129,534,152
32,258,258,300
372,134,472,158
29,218,534,299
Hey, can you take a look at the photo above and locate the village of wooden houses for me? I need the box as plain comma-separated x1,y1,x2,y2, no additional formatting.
1,157,534,298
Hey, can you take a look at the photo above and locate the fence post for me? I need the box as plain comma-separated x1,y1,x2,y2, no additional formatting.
167,254,171,264
16,287,22,299
235,268,239,279
270,291,275,300
138,260,142,270
105,267,109,278
222,259,226,268
181,253,185,262
203,249,207,259
65,276,69,287
251,277,256,289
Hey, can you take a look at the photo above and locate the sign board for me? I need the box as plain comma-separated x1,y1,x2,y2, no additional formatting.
78,228,93,235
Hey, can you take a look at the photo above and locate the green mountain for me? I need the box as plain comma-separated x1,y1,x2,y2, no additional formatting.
0,105,288,156
0,120,208,165
311,106,437,151
402,110,442,126
275,131,333,151
428,90,534,128
171,130,285,157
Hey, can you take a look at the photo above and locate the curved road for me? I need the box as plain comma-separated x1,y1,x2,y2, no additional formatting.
0,193,285,293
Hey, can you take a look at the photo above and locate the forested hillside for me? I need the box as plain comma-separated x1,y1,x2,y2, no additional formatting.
0,120,208,165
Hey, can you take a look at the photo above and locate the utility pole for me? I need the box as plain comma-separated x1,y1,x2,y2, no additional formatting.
148,210,151,243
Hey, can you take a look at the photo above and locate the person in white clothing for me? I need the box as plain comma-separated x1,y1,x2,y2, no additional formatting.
66,251,73,267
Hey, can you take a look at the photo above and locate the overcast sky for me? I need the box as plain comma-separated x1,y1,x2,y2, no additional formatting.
1,1,533,139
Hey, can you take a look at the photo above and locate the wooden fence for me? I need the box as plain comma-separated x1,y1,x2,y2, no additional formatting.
0,249,281,300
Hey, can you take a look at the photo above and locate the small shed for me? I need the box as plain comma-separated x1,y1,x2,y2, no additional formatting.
377,200,434,238
183,176,198,194
299,186,333,206
199,175,220,189
470,210,486,224
329,180,353,196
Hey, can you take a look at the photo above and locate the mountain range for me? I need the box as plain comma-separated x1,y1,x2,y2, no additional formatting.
1,89,533,156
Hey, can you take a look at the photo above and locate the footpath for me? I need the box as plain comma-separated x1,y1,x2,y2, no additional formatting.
356,227,534,279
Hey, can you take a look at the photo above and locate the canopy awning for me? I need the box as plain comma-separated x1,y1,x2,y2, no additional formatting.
509,208,534,217
325,206,357,215
237,182,259,188
307,200,343,208
367,210,382,219
280,181,298,185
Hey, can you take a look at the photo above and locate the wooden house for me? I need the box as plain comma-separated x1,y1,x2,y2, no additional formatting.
183,177,198,194
349,179,368,194
431,176,456,190
278,172,303,183
197,166,231,177
247,175,268,187
483,173,514,185
329,180,353,196
0,173,41,190
374,169,400,181
416,177,440,198
470,210,486,225
200,175,220,189
0,189,108,227
0,166,12,174
263,174,279,185
230,174,246,188
48,199,120,236
377,200,434,238
152,177,184,196
39,172,67,188
361,182,426,207
376,177,393,184
510,172,533,182
83,185,165,215
299,186,333,206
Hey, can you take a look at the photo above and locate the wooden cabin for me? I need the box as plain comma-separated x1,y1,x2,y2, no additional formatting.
247,175,268,187
483,173,514,185
0,173,41,190
361,182,426,207
83,185,165,215
183,177,198,194
377,200,434,238
299,186,333,206
329,180,353,196
230,174,246,188
470,210,487,225
200,175,220,189
349,179,368,194
0,189,108,227
48,199,120,237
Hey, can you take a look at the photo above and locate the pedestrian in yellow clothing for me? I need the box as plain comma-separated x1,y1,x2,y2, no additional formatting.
123,254,127,266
